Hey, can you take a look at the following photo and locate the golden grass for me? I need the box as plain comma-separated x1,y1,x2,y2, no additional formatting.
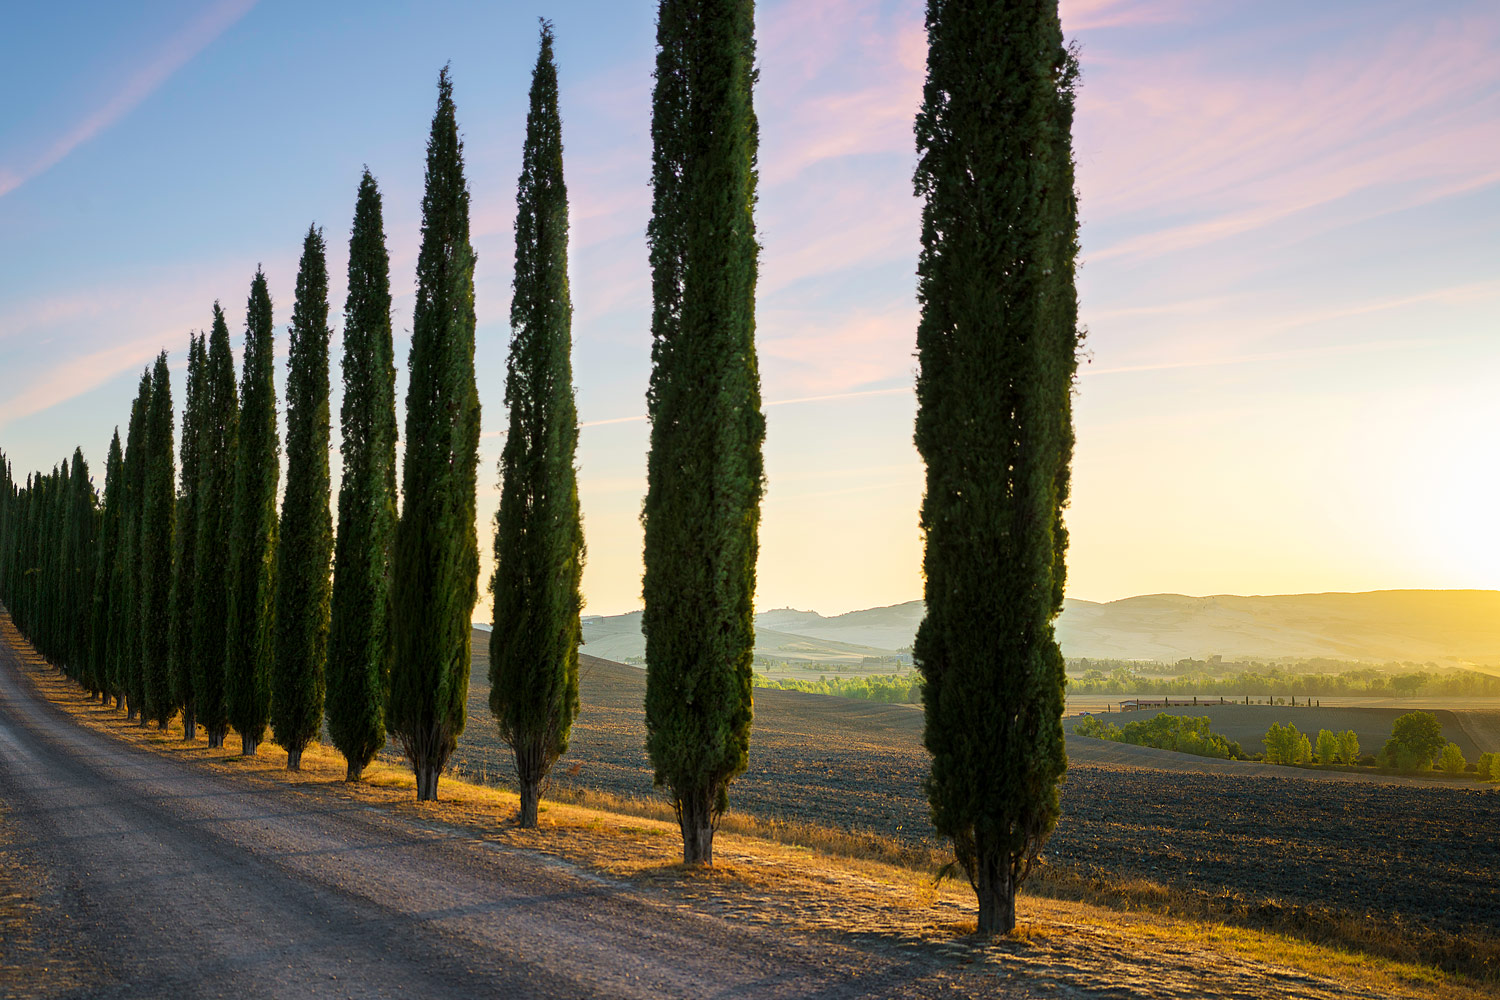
6,616,1492,1000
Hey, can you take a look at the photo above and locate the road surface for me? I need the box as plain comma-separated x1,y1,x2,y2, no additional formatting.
0,630,1023,999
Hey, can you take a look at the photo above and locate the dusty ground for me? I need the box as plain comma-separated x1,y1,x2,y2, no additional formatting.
2,614,1487,999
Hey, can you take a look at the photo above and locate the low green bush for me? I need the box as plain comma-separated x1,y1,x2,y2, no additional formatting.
1075,711,1242,759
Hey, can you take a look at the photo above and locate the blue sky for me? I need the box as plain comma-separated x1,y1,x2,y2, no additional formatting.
2,0,1497,616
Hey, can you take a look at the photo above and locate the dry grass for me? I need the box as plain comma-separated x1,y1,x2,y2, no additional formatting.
1028,867,1500,986
7,625,1493,999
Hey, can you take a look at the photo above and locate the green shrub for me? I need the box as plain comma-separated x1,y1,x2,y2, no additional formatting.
1117,713,1238,759
1382,711,1446,772
1073,715,1121,740
1440,743,1467,776
1262,722,1311,765
1336,729,1360,765
1477,751,1498,781
1314,729,1339,765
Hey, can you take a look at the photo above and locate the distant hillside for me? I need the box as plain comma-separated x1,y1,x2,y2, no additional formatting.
579,590,1500,666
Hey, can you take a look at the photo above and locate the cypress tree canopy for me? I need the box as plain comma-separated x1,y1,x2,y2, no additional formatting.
140,352,176,729
489,21,585,829
273,225,334,771
194,305,239,748
389,67,481,802
641,0,764,866
912,0,1080,935
227,270,280,756
328,169,398,782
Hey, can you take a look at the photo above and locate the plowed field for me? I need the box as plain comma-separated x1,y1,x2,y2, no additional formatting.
451,647,1500,936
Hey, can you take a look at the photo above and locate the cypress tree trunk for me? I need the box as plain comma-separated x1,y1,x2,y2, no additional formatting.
195,305,239,750
389,68,480,803
641,0,763,866
227,271,280,758
489,22,584,831
273,226,333,772
171,333,206,740
141,353,177,730
912,0,1080,936
328,169,397,783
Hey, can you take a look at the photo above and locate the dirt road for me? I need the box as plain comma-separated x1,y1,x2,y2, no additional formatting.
0,642,1025,999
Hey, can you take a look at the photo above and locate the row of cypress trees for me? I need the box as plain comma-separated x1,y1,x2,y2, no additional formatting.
0,1,1080,931
0,202,391,775
0,35,555,806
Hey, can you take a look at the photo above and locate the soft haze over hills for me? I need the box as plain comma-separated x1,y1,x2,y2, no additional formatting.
579,591,1500,666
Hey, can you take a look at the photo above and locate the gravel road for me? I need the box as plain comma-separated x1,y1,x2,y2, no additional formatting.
0,642,1025,999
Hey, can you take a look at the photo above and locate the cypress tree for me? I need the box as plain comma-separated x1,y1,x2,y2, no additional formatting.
273,226,334,771
195,306,239,748
64,448,96,686
227,270,280,756
489,22,585,829
390,67,481,802
0,453,12,604
115,371,152,719
42,464,67,662
328,169,397,782
171,333,206,738
641,0,764,866
911,0,1080,935
141,352,177,729
90,431,123,704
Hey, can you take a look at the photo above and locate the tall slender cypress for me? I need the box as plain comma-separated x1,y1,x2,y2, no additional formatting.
390,67,481,802
912,0,1080,935
115,372,152,719
641,0,764,866
89,431,124,702
171,333,206,738
141,352,176,729
273,226,333,771
227,270,280,756
328,170,397,782
194,306,239,748
64,448,96,682
489,22,585,829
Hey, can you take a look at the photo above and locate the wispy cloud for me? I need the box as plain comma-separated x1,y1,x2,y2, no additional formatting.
0,333,165,428
1061,0,1191,32
1080,6,1500,262
0,0,257,199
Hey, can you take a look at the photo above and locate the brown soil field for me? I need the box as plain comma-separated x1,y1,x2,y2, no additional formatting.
453,640,1500,940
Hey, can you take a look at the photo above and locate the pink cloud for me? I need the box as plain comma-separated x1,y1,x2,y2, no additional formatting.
0,333,165,428
1079,7,1500,262
759,303,918,395
0,0,257,199
1061,0,1190,32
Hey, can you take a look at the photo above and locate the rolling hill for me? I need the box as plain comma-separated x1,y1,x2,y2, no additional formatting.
578,589,1500,666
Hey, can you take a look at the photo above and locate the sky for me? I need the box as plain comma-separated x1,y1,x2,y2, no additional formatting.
1,0,1497,618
